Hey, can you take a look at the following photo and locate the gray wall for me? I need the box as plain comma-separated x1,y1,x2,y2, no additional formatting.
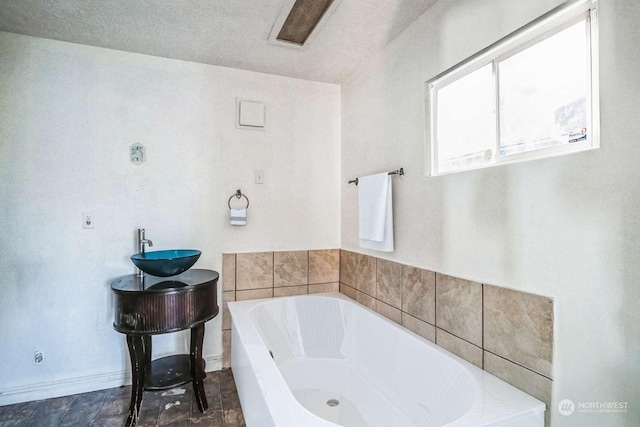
341,0,640,425
0,32,340,404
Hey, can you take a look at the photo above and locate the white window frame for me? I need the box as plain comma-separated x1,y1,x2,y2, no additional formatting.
428,0,599,177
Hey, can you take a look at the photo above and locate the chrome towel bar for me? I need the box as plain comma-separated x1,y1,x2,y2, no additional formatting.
347,167,404,186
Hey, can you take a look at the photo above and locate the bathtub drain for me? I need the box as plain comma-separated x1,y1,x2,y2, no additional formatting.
327,399,340,407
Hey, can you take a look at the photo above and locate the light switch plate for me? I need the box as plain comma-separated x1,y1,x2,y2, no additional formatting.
255,169,264,184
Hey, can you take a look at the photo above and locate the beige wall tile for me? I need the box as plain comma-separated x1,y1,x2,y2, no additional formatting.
236,252,273,290
340,283,357,300
402,265,435,324
222,253,236,291
484,351,552,426
274,251,308,287
236,288,273,301
356,254,376,297
274,285,308,297
222,291,235,331
376,259,403,309
376,300,402,324
309,282,339,294
436,328,483,368
356,291,376,311
401,313,435,342
484,285,554,379
309,249,339,284
435,273,483,347
340,250,357,287
222,330,231,369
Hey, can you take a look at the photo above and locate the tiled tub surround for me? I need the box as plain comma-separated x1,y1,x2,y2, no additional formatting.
221,250,340,367
339,250,554,426
222,248,554,425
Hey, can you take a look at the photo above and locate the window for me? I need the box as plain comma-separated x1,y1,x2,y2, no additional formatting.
429,0,599,176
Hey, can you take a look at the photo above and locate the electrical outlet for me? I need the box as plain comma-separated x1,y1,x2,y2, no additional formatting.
83,212,95,229
34,350,44,364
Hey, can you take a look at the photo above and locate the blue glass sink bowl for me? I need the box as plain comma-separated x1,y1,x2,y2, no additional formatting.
131,250,201,277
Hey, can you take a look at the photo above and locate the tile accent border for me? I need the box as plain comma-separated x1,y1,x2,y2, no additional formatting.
221,248,554,426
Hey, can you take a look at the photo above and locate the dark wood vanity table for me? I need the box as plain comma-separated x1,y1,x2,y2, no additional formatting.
110,269,219,426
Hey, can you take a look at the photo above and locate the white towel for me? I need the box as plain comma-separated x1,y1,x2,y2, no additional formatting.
230,208,247,226
358,173,394,252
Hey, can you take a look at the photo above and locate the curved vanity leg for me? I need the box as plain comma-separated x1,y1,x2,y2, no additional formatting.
144,334,152,367
190,324,208,413
137,335,151,411
126,334,146,427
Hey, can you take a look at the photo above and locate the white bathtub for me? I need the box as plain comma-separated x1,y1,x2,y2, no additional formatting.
228,293,545,427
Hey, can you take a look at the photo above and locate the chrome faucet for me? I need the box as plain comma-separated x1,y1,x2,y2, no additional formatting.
137,228,153,254
137,228,153,278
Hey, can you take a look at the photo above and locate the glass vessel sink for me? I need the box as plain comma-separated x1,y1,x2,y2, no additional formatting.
131,249,201,277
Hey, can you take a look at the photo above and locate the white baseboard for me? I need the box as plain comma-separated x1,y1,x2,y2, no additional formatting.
0,355,223,407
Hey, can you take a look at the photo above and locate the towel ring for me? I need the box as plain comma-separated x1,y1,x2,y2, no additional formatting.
228,189,249,209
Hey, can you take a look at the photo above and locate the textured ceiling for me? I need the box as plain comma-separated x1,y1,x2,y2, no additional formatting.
0,0,437,84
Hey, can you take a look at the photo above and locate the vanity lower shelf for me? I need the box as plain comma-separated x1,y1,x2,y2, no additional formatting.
144,354,207,391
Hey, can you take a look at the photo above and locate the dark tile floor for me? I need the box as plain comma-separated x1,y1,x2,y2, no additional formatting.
0,369,245,427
